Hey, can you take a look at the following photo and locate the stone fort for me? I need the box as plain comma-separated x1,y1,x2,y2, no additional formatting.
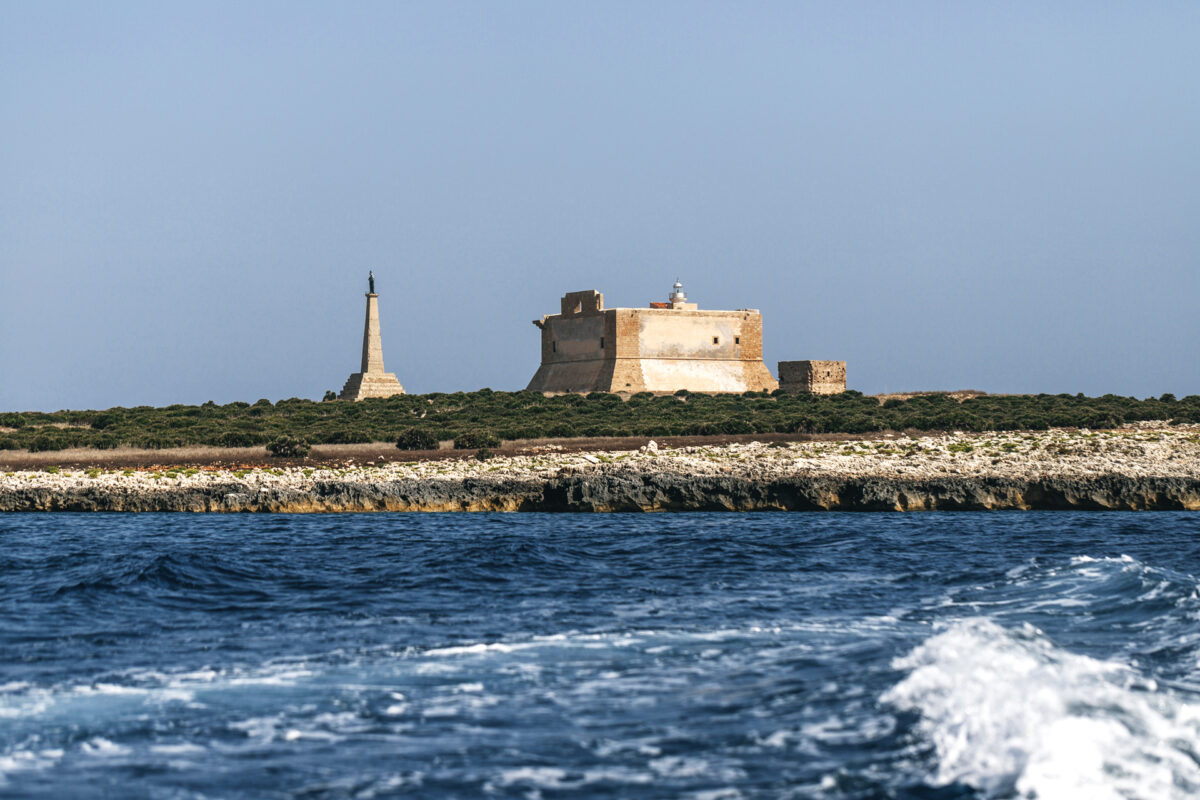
333,275,845,399
526,282,783,394
778,360,846,395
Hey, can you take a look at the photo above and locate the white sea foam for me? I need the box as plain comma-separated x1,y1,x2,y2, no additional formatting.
0,688,52,719
490,766,570,788
425,642,518,657
354,772,424,797
0,659,320,731
149,743,206,755
650,755,746,782
755,729,793,748
80,737,130,757
592,735,664,758
420,705,459,718
1069,554,1136,566
0,748,63,784
486,765,654,791
228,714,284,743
650,756,712,778
282,728,340,742
684,789,742,800
884,617,1200,799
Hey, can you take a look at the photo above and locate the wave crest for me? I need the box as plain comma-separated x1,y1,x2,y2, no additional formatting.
884,617,1200,799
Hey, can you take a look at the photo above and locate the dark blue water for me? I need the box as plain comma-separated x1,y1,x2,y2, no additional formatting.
2,513,1200,799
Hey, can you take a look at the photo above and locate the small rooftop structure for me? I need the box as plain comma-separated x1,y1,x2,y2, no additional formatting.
648,279,699,310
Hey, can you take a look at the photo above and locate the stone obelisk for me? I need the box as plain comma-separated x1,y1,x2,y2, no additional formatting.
339,272,405,400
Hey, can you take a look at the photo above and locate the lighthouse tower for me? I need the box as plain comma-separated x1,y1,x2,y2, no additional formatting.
339,272,405,400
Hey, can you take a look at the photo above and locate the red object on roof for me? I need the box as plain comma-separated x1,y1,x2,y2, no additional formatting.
649,302,670,308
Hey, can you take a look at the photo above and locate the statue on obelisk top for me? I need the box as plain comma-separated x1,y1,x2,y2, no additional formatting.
338,271,405,400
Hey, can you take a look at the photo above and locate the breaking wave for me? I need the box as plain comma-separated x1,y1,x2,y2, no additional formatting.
886,617,1200,799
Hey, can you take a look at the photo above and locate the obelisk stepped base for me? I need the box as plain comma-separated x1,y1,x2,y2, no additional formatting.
339,371,404,401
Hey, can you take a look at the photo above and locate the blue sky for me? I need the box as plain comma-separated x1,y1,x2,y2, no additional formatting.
2,2,1197,411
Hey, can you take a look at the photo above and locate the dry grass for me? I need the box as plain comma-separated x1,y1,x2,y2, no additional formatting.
0,443,445,470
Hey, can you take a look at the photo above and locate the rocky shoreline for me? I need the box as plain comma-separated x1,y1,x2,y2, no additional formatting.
3,426,1198,512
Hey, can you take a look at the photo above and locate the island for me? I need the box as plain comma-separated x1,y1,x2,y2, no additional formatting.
2,425,1197,512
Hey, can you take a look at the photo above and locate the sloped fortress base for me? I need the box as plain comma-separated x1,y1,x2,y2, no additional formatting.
339,371,404,401
526,355,777,394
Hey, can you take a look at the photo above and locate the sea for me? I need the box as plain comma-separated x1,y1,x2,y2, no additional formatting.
2,512,1199,799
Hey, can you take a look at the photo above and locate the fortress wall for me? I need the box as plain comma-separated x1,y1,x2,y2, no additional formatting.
609,312,647,392
640,360,754,392
525,359,612,394
740,315,764,360
631,309,765,362
629,309,776,393
527,313,615,393
634,312,741,359
540,314,607,363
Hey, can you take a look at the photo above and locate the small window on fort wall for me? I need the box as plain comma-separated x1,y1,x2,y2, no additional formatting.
735,336,740,345
552,341,557,352
600,337,605,349
713,336,720,345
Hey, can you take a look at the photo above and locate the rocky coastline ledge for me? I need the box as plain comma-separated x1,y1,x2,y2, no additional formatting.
2,426,1198,513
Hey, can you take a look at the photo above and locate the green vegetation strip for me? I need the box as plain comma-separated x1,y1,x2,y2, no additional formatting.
0,390,1196,452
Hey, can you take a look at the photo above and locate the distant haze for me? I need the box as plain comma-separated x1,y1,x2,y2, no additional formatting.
2,2,1197,411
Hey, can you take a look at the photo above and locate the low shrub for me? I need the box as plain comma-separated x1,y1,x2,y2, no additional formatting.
215,431,266,448
28,434,67,453
396,428,439,450
321,429,372,444
90,411,123,430
2,391,1193,455
454,431,500,450
266,435,310,458
494,427,542,441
